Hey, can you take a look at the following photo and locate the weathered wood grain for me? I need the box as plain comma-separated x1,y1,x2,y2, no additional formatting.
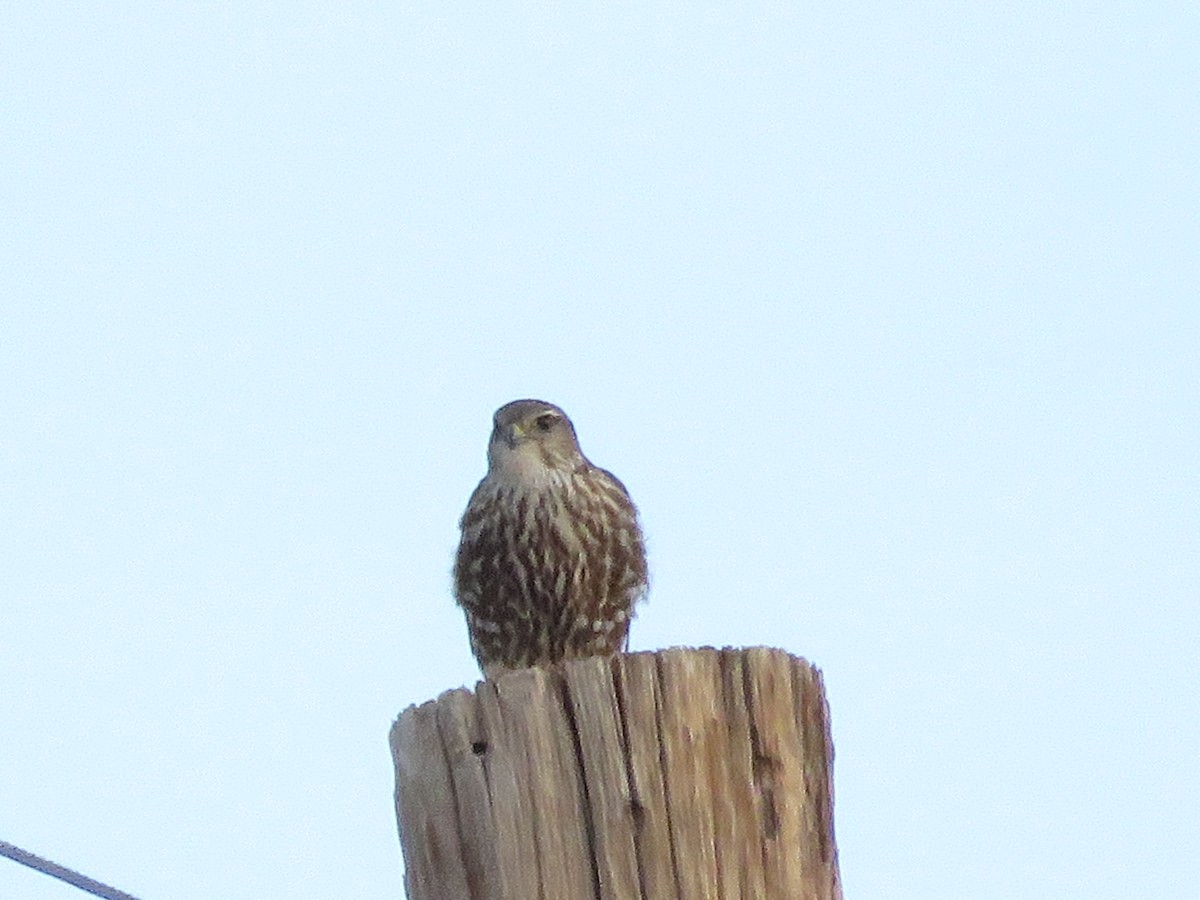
391,695,472,900
564,657,641,900
390,647,841,900
613,652,676,898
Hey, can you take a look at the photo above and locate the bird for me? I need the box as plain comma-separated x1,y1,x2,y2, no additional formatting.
453,399,648,678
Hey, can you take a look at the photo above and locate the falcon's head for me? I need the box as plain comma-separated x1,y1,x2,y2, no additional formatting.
486,399,584,483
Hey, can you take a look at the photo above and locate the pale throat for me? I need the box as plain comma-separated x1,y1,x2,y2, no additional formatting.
488,440,575,490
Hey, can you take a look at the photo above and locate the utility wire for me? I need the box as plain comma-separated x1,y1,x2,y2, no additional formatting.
0,840,142,900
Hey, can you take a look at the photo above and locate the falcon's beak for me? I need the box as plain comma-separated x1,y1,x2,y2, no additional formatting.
501,422,524,449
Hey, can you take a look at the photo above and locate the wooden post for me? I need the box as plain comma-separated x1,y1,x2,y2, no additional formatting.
390,647,841,900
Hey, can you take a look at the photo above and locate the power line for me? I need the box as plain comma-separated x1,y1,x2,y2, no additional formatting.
0,840,142,900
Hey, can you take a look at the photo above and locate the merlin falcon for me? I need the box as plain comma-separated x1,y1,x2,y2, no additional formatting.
453,399,648,678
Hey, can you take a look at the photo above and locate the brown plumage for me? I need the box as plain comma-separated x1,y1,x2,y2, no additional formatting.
454,399,648,678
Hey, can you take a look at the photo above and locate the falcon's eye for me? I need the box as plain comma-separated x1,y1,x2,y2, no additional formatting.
534,413,557,432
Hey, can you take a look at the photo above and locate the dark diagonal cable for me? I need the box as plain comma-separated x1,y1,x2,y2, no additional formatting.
0,840,142,900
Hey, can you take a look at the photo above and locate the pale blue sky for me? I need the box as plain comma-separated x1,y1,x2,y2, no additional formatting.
2,3,1197,898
